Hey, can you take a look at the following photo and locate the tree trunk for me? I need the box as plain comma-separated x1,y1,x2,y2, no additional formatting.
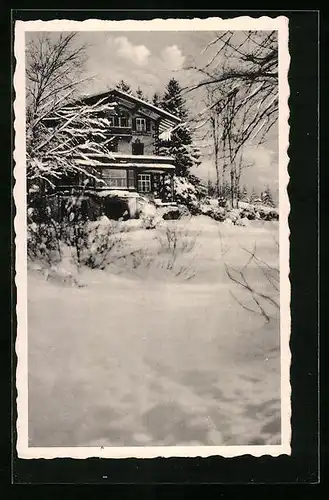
211,116,220,197
230,169,234,209
214,154,220,198
221,164,226,196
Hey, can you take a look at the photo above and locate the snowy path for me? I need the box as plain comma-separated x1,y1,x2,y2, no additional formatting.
27,218,281,447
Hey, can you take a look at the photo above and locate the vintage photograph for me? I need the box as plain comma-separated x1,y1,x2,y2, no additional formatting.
14,17,290,458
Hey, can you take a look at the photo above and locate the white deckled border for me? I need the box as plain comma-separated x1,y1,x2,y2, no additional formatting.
277,15,291,457
14,15,291,460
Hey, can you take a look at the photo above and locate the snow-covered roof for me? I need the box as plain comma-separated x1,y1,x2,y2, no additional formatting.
112,153,174,161
95,190,141,198
98,162,176,170
81,88,181,124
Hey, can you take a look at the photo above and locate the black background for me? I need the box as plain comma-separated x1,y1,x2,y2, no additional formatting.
2,7,322,491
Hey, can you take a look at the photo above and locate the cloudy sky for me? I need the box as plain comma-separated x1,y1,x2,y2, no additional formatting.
26,30,278,197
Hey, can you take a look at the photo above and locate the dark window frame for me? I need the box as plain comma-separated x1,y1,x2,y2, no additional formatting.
101,168,136,189
138,173,152,193
136,117,146,132
132,139,144,155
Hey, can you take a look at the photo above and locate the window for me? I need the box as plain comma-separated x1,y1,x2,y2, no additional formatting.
108,115,130,128
136,117,146,132
102,169,127,188
132,139,144,155
119,116,129,127
138,173,151,193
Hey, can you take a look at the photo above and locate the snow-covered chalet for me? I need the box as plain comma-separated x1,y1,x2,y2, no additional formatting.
45,89,181,218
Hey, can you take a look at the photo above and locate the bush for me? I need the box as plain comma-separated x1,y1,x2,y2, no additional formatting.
176,204,191,219
199,203,226,222
81,217,124,269
268,210,279,221
138,200,162,229
155,223,196,268
27,209,124,272
159,204,190,220
172,176,201,214
239,202,279,221
262,209,279,221
27,219,62,265
224,208,241,224
240,207,257,220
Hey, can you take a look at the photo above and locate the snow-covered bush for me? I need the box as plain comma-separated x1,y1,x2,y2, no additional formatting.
27,197,63,265
199,203,226,222
240,206,257,220
258,209,279,221
195,201,279,225
155,223,197,268
158,203,190,220
28,207,124,272
239,202,279,221
137,199,163,229
225,208,241,224
175,203,191,219
80,216,124,269
27,219,62,265
172,176,201,214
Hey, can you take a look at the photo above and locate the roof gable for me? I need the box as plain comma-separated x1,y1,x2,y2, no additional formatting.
82,88,181,126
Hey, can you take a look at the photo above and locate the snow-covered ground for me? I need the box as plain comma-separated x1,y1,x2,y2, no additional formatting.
27,216,281,447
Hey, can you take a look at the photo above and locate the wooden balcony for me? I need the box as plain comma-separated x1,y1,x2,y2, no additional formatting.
111,153,175,166
108,126,153,137
107,126,132,136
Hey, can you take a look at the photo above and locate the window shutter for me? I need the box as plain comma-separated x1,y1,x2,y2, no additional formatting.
132,118,137,131
146,118,151,132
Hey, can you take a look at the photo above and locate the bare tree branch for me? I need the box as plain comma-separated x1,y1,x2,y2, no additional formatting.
225,242,280,324
184,31,278,203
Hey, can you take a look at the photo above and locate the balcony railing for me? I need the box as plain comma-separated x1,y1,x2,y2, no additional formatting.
112,153,175,164
107,126,132,135
108,126,153,137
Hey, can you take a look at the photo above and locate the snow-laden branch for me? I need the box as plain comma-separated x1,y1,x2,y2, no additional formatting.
27,89,118,194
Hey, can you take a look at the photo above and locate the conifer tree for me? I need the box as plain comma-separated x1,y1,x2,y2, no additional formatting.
159,78,200,177
241,185,249,202
250,187,259,204
261,185,275,207
115,80,132,93
135,86,148,101
152,92,162,107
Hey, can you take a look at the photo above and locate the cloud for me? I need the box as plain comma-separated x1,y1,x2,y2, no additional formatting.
112,36,150,66
243,146,277,171
160,45,185,70
241,146,278,190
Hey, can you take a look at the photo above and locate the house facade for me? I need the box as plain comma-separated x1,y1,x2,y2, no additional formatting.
54,89,180,213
